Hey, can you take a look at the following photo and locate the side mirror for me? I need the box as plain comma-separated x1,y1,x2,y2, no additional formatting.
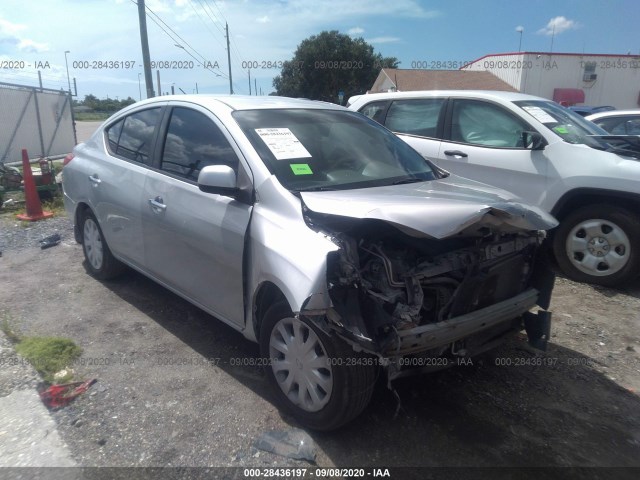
197,165,238,197
522,131,546,150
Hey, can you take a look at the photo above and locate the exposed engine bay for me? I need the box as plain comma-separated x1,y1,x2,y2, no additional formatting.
305,212,554,363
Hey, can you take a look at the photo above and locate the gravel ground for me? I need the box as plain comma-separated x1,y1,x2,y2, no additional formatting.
1,210,639,478
0,213,74,253
0,329,39,398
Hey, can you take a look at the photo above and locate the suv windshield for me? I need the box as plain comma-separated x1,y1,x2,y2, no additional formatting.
232,109,437,191
515,100,608,145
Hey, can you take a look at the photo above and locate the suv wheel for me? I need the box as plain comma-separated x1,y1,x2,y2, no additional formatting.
260,301,376,431
553,205,640,287
81,210,125,280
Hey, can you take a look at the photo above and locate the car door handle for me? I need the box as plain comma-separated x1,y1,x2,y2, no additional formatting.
443,150,468,158
148,196,167,213
88,174,102,185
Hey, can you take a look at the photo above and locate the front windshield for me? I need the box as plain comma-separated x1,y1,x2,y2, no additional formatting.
232,108,437,191
514,100,608,145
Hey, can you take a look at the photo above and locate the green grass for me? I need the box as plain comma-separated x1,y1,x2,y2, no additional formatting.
1,314,22,343
15,337,82,383
74,112,111,121
41,194,66,216
2,314,82,384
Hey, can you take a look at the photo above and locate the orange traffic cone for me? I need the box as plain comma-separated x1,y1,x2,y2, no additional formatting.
16,148,54,222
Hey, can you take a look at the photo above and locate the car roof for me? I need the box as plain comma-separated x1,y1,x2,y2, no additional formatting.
123,94,345,112
585,110,640,120
348,90,547,106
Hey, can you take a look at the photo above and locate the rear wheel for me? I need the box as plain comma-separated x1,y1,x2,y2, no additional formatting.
553,205,640,287
80,209,125,280
260,301,376,431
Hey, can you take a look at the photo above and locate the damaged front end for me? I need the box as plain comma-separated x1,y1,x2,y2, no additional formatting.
300,200,556,380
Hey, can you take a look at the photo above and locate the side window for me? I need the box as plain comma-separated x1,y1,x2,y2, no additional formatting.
358,101,388,124
625,118,640,135
106,119,123,153
106,108,161,163
161,107,238,181
384,99,444,138
451,100,529,148
595,116,640,135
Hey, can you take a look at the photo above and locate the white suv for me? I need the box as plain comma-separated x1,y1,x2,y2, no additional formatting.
349,91,640,287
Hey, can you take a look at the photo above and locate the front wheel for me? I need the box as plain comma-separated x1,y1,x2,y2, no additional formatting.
260,301,376,431
553,205,640,287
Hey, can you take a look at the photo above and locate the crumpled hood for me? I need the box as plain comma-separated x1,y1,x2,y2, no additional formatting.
300,175,558,239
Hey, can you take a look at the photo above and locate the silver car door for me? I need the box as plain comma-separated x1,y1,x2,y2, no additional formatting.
141,105,252,327
94,107,162,268
437,98,548,205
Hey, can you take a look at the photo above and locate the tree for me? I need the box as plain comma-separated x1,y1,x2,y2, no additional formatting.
273,30,399,103
79,95,136,112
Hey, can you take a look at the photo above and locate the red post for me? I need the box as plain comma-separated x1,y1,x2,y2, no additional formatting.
16,149,54,222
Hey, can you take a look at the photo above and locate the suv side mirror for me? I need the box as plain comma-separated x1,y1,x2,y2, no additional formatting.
197,165,238,197
522,131,546,150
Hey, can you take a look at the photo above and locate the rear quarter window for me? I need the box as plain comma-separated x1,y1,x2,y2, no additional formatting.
105,108,161,164
384,99,444,138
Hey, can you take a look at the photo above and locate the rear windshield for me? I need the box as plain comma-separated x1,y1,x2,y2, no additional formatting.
232,109,438,191
515,100,608,145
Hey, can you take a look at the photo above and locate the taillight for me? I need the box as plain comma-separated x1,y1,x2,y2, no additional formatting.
63,153,74,167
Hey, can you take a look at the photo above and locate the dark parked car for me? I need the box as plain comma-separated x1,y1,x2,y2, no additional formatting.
568,105,616,117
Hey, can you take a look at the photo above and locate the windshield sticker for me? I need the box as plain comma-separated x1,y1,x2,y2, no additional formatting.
553,125,569,134
255,128,312,160
290,163,313,175
522,106,557,124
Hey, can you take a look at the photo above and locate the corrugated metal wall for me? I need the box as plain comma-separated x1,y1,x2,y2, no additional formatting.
0,82,76,164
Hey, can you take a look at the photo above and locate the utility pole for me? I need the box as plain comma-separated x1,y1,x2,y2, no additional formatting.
138,0,155,98
248,69,252,95
156,70,161,96
254,78,257,96
226,22,233,94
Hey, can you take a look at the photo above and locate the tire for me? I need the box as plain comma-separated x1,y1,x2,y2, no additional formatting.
260,301,376,431
80,209,125,280
553,204,640,287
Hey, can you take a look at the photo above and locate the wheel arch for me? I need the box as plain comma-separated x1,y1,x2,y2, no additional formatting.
73,202,92,243
551,188,640,223
251,281,289,343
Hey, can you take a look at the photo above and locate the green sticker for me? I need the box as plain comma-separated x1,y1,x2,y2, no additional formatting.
553,126,569,134
290,163,313,175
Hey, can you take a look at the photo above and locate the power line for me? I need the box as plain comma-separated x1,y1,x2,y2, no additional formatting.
144,5,227,79
196,0,247,93
202,0,249,89
188,0,227,53
129,0,227,79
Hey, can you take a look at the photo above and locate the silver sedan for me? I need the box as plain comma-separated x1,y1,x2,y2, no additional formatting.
63,95,557,430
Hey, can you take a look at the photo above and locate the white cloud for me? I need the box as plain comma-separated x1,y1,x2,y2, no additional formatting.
0,17,25,36
537,16,579,36
0,0,440,97
366,36,401,44
0,17,49,52
17,38,49,53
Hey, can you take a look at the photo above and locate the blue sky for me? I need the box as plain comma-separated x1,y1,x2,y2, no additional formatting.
0,0,637,100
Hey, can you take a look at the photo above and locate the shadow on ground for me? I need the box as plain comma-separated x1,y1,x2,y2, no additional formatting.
97,264,640,477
